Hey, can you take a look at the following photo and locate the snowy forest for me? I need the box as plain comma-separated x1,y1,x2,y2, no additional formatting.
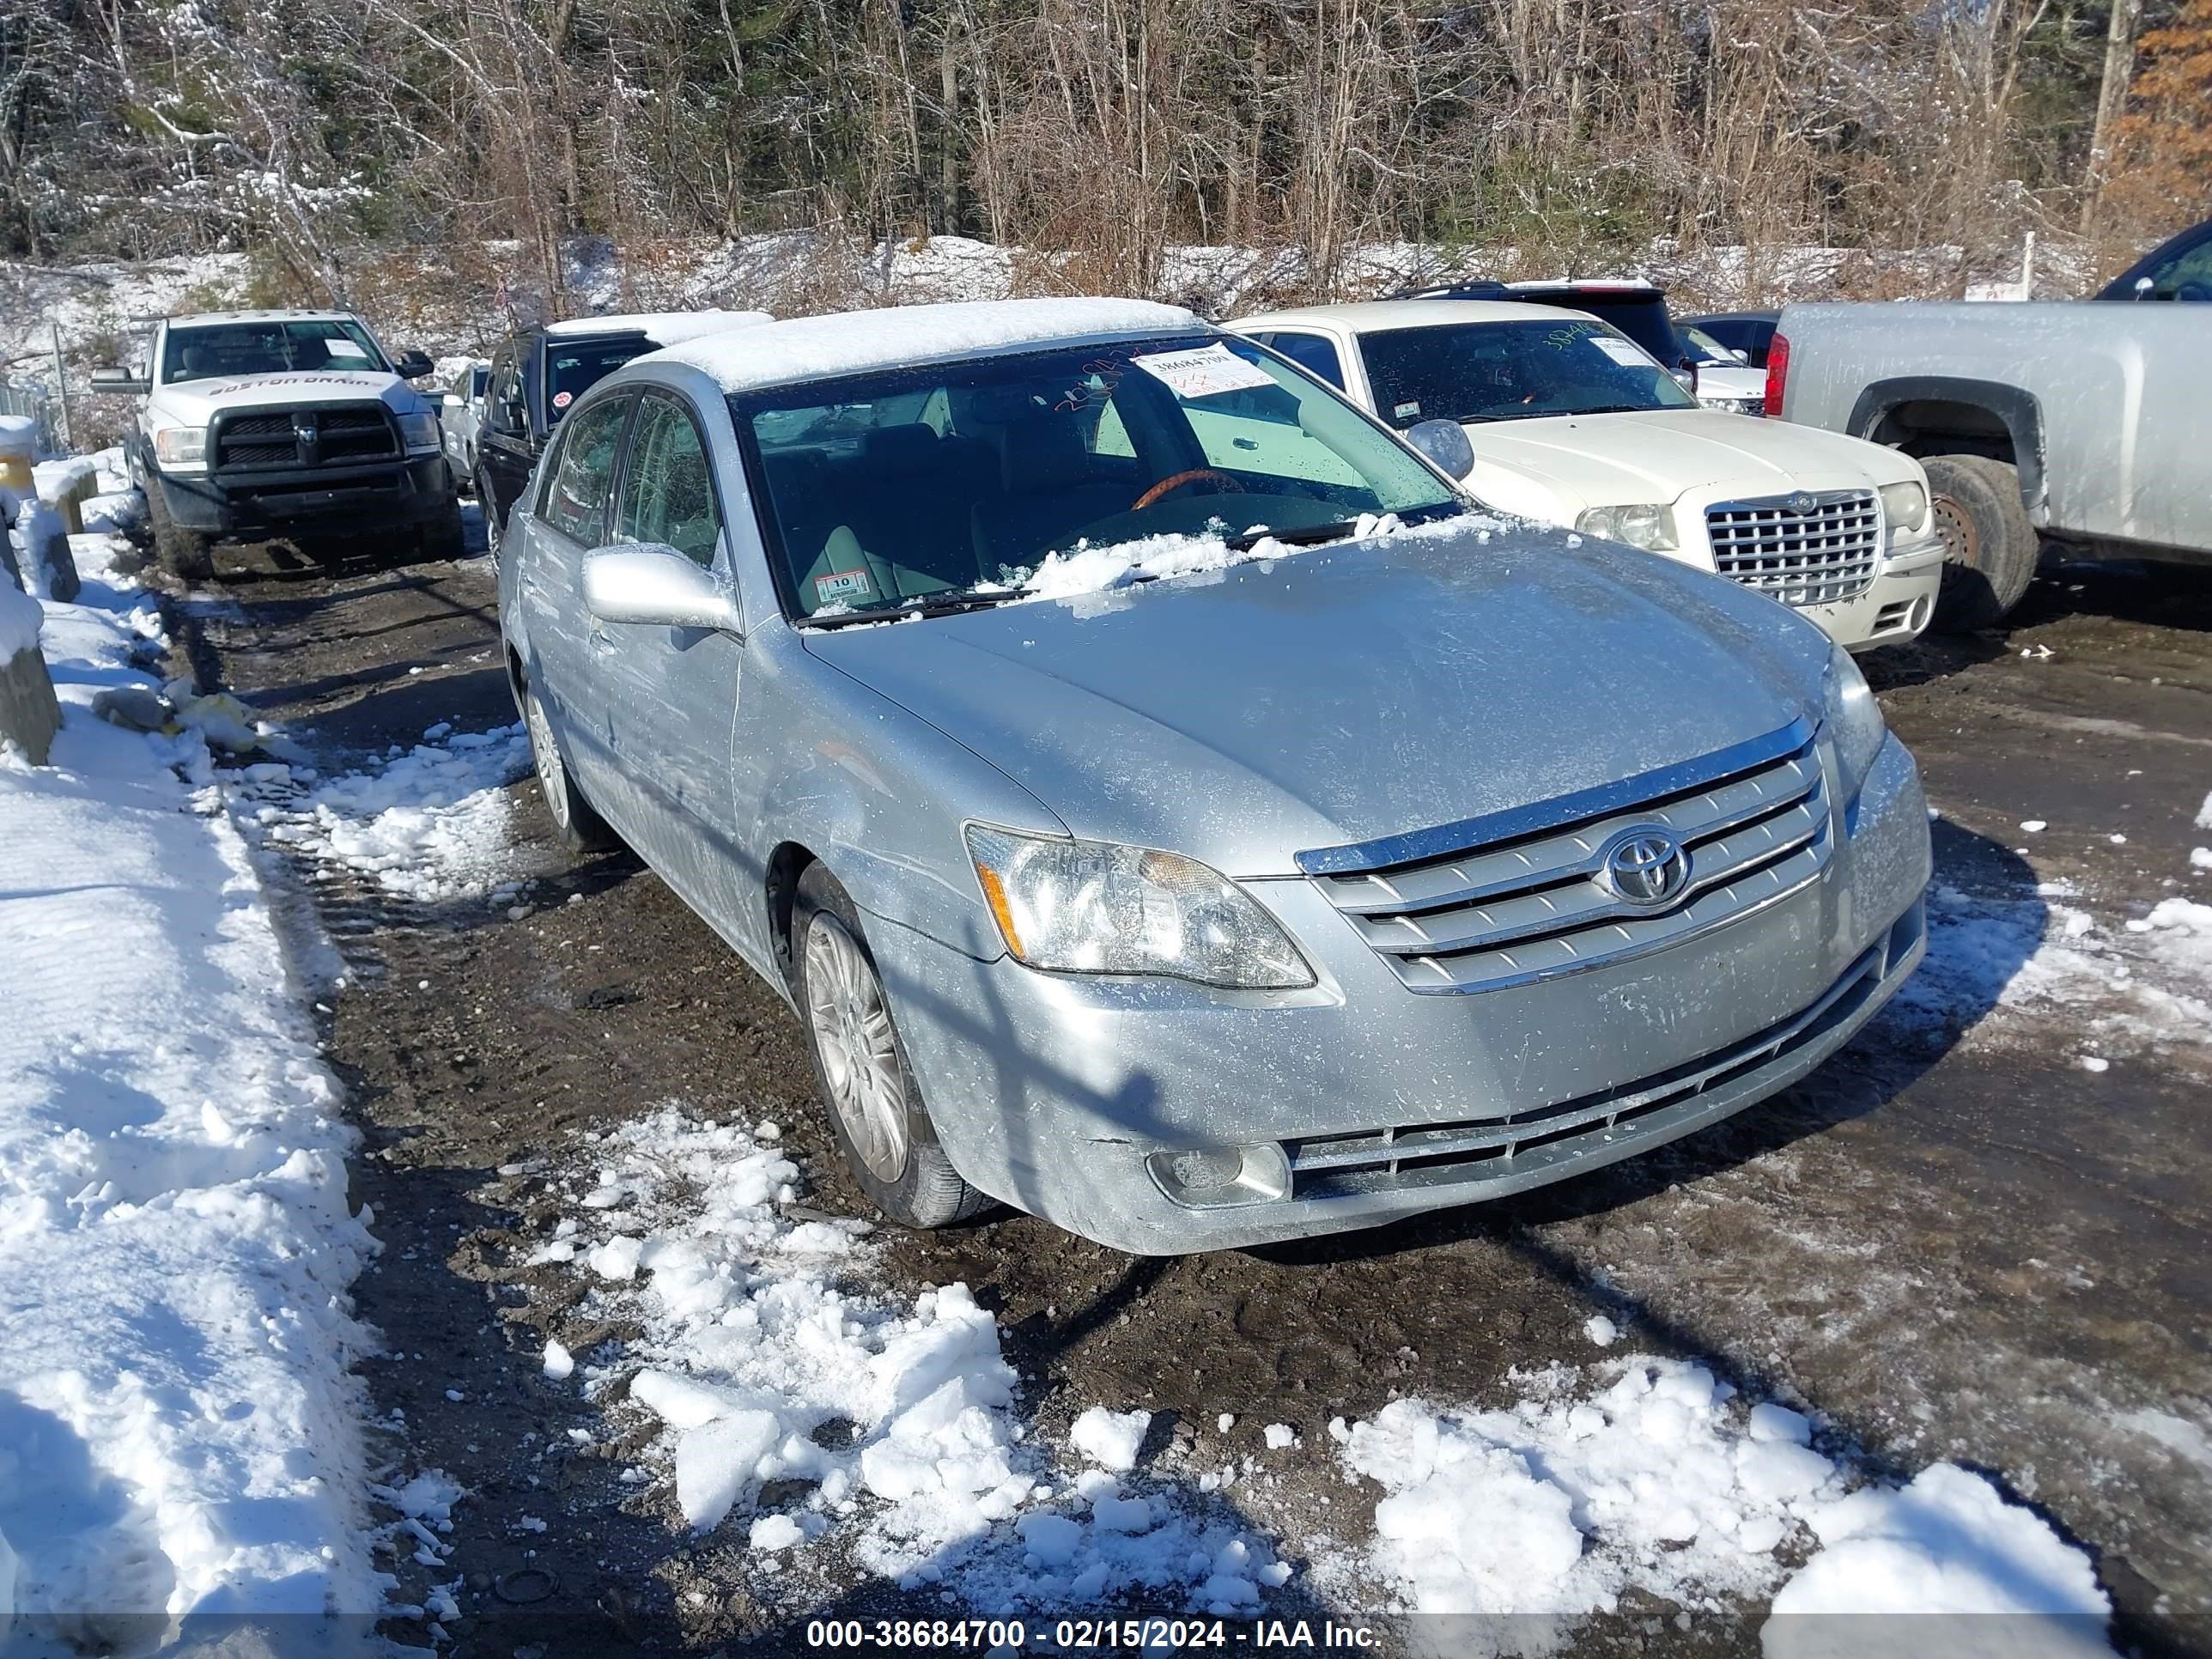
1,0,2209,307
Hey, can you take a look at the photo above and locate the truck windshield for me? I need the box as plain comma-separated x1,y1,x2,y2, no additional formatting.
161,320,388,383
548,340,653,425
733,333,1463,622
1358,319,1699,428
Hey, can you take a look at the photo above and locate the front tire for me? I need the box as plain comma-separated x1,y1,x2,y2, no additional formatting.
1926,454,2039,631
416,498,468,565
144,478,216,582
521,680,618,856
793,863,990,1230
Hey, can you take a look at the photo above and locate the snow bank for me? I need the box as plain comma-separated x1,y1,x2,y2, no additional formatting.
258,721,534,900
0,491,380,1638
1329,1361,2111,1654
653,297,1196,394
529,1109,1291,1613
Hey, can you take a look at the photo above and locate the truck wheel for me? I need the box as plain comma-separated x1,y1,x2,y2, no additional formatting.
793,861,992,1231
416,500,468,565
521,681,619,857
1926,454,2039,631
144,483,216,582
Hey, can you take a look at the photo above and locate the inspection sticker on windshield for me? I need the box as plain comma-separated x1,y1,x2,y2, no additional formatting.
1589,336,1650,367
1129,343,1277,400
814,567,874,605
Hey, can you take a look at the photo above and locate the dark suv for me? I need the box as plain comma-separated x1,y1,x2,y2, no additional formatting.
1403,279,1705,373
473,313,765,562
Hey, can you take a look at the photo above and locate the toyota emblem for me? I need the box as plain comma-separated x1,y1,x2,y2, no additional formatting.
1601,827,1689,906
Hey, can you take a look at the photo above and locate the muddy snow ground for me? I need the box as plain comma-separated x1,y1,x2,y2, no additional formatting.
122,532,2212,1659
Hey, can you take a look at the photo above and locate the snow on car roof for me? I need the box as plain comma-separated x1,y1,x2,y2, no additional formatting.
542,310,773,344
1234,299,1601,333
646,297,1202,394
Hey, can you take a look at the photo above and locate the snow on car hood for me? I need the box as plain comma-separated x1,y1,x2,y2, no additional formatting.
1465,407,1912,520
151,371,430,423
802,520,1831,878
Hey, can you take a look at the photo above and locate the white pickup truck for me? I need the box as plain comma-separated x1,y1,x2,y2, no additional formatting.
92,309,462,580
1766,301,2212,628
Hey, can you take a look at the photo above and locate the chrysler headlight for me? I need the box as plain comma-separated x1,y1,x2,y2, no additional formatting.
152,426,208,469
1879,480,1929,539
964,825,1313,989
397,411,441,453
1576,503,1678,552
1823,640,1887,803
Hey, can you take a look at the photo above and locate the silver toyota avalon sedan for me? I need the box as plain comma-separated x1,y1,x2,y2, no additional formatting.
496,297,1930,1255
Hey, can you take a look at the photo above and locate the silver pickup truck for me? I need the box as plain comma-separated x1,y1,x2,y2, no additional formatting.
1767,302,2212,628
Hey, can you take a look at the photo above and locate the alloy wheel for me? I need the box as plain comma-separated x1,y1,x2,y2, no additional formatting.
803,915,909,1182
524,690,571,832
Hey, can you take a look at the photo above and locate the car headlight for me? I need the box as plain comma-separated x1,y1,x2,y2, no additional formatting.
152,426,208,468
1879,479,1929,540
397,411,441,453
1575,503,1678,552
1704,395,1765,417
1822,640,1887,804
964,824,1314,989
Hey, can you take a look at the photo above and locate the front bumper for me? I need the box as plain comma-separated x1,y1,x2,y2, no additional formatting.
1783,539,1945,653
155,453,453,538
867,735,1932,1254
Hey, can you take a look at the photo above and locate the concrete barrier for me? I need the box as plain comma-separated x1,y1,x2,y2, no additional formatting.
0,580,58,766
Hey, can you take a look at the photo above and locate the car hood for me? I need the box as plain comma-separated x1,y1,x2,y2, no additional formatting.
152,371,429,423
1464,407,1907,519
802,520,1830,878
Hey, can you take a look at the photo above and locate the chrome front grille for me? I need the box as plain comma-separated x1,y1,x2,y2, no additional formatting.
1299,720,1831,994
1707,489,1879,607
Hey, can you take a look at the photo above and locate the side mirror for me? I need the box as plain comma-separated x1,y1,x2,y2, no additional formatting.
393,349,434,380
441,392,463,409
583,546,738,632
90,367,150,395
1671,365,1698,393
1404,418,1475,482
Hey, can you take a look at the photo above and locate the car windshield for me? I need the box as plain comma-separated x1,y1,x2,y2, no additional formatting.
161,319,387,383
1358,319,1698,428
1518,291,1685,364
548,340,653,424
733,333,1464,622
1682,325,1736,363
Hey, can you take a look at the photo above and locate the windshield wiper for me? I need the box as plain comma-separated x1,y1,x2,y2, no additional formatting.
1563,404,1653,416
1226,520,1366,551
797,591,1013,629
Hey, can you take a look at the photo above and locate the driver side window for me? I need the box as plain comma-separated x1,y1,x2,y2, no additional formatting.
2147,235,2212,301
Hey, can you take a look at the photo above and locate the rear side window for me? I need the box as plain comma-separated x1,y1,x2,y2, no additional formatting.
539,395,632,544
1260,331,1346,390
2142,234,2212,301
616,397,723,567
548,340,653,423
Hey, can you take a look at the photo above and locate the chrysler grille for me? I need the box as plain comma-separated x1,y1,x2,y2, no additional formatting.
1298,721,1831,994
1706,489,1880,607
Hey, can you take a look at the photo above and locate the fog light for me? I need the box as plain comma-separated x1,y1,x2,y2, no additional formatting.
1910,595,1931,631
1146,1144,1291,1209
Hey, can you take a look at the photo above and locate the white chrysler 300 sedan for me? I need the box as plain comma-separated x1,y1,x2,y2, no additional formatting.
496,297,1930,1255
1231,301,1947,652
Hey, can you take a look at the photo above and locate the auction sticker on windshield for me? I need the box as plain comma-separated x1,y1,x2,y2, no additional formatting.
1131,343,1278,400
1589,336,1650,367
